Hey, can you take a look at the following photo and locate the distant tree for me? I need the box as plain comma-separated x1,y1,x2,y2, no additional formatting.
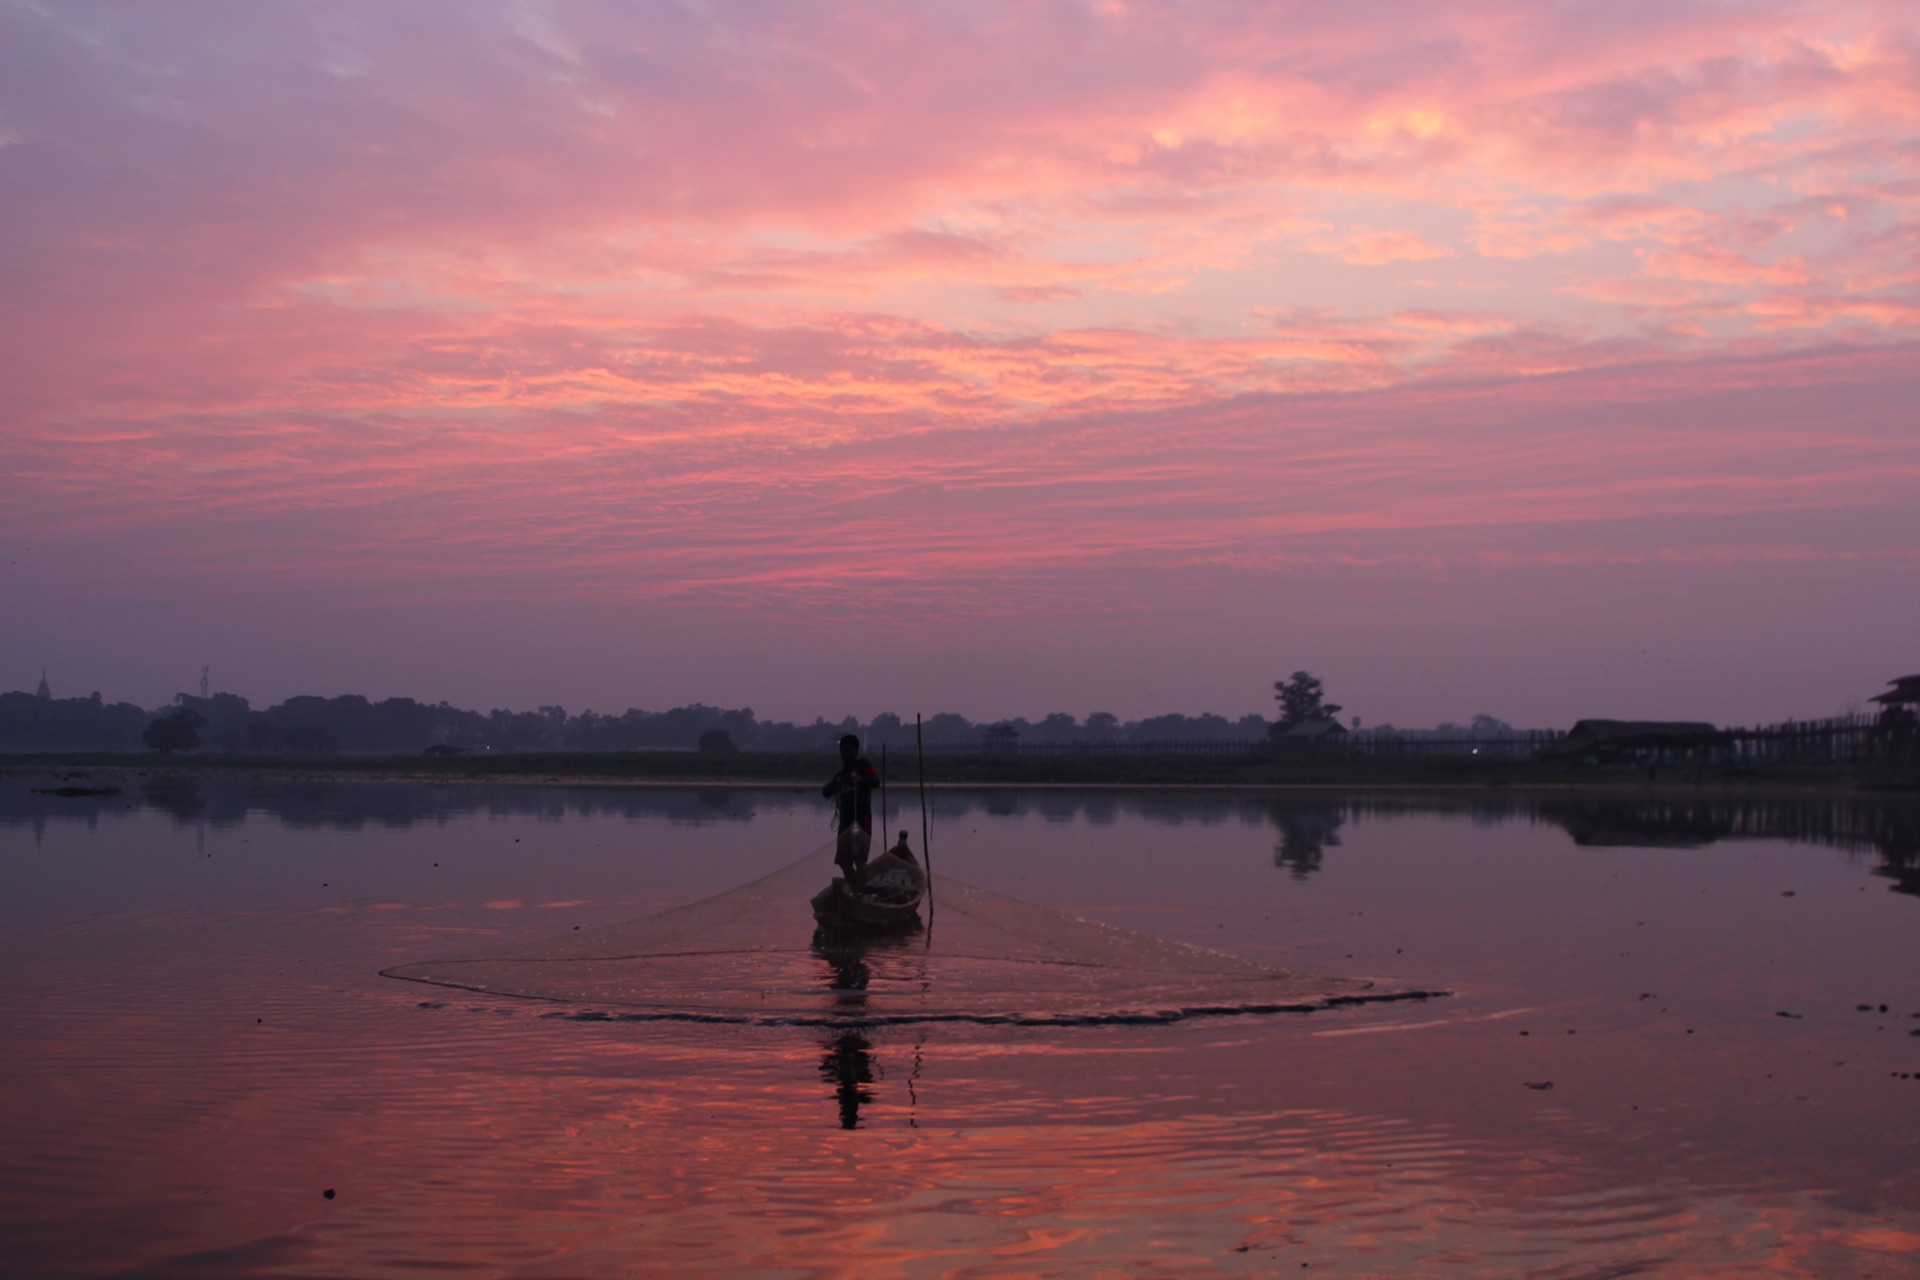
0,690,149,751
1027,713,1080,743
861,712,904,750
1085,712,1120,740
142,708,206,755
1470,714,1513,734
697,728,738,754
171,692,253,750
1271,671,1342,733
1132,712,1235,743
921,712,975,743
284,724,341,755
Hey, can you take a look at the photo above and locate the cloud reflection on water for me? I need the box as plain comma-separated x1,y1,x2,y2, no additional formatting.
4,780,1920,1274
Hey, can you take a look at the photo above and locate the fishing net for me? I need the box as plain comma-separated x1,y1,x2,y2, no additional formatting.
383,842,1410,1026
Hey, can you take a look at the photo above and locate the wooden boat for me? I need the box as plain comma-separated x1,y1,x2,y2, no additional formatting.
811,850,926,934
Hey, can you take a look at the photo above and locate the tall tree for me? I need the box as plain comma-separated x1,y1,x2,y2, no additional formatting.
1272,671,1342,730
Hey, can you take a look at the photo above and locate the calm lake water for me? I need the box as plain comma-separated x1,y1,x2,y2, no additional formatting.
3,775,1919,1278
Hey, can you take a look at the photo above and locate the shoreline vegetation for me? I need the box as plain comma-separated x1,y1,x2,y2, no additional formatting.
13,680,1911,790
2,749,1903,793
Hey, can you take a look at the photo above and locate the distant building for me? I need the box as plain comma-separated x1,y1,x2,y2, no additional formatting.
1870,676,1920,749
1871,675,1920,708
981,723,1021,753
1549,720,1728,762
35,671,50,701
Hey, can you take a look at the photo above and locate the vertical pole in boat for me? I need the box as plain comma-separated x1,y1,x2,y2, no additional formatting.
880,743,888,860
917,713,934,929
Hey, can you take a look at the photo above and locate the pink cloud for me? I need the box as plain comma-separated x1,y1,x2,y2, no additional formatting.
1325,229,1456,265
4,1,1919,720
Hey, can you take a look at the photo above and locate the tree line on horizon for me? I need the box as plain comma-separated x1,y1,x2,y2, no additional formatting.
0,687,1269,756
0,678,1527,756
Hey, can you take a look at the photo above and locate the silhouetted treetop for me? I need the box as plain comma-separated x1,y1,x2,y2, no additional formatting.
1273,671,1342,731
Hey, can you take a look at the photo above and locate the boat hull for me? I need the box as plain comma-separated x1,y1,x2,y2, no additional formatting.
811,852,925,934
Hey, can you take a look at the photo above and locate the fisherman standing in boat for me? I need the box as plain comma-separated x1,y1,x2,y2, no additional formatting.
823,733,879,896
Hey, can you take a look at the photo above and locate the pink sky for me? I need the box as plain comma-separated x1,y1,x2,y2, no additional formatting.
3,0,1917,727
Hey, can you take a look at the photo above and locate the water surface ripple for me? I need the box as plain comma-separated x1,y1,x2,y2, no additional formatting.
3,778,1918,1277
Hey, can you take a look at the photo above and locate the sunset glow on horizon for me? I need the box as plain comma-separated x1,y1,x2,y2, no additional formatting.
4,0,1918,726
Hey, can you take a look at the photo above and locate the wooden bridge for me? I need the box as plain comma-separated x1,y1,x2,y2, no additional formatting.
1726,712,1913,765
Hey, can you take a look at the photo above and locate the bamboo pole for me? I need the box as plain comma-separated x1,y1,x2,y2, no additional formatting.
917,713,933,930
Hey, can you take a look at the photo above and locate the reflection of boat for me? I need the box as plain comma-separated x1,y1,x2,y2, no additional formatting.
811,850,926,934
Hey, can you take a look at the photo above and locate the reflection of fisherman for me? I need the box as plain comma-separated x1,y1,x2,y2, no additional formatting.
823,734,879,895
820,1031,874,1130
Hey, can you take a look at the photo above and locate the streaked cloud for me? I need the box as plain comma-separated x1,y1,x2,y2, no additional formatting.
2,0,1917,721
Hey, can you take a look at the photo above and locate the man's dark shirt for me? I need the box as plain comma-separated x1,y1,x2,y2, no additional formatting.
823,757,878,832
